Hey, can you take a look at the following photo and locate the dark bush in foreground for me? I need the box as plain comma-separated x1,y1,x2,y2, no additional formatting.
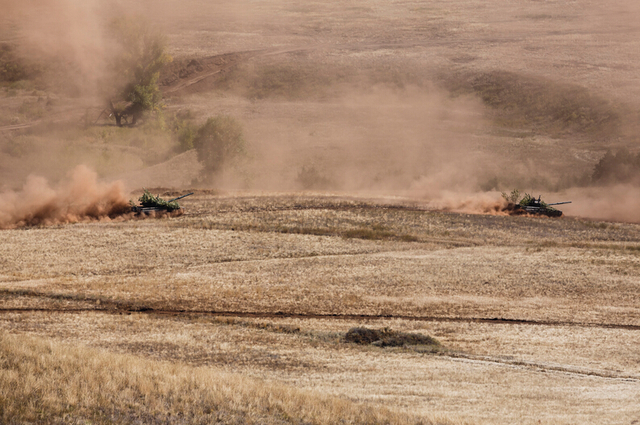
344,327,440,348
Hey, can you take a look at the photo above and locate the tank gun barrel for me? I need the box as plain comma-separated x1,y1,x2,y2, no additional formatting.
547,201,571,206
168,192,194,203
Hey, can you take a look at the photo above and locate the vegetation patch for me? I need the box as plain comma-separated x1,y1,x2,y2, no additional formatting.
345,327,441,349
0,43,40,84
591,149,640,185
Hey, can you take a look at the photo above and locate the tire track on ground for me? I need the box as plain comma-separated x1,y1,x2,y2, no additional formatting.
1,304,638,331
445,352,640,382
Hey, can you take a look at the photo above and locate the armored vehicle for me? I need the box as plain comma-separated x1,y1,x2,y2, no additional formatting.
131,190,194,214
513,195,571,217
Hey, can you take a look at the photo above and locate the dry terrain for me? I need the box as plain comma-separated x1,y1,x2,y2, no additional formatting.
1,193,640,424
1,0,640,424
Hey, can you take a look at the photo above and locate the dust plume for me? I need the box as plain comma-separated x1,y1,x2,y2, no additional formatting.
227,84,490,194
421,191,510,216
558,186,640,224
1,0,116,96
414,185,640,224
0,165,130,229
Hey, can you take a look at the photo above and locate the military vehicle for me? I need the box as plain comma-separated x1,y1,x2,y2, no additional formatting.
512,194,571,217
131,190,194,214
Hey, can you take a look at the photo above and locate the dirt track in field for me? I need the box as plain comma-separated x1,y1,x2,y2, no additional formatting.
3,301,640,332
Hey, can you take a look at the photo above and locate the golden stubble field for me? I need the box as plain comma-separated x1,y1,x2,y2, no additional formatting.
1,193,640,424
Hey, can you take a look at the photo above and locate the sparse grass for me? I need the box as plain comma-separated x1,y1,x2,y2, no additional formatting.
175,210,425,242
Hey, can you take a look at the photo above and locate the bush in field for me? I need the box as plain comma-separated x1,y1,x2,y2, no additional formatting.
105,17,172,127
592,149,640,185
344,327,440,349
193,116,245,185
0,44,28,83
166,109,198,152
296,165,333,190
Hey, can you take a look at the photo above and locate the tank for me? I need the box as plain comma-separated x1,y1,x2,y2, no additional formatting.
131,190,194,214
511,194,571,217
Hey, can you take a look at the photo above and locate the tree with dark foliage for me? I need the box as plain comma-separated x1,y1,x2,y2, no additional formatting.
106,17,171,127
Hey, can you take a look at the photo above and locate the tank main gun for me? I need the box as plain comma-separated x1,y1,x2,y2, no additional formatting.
546,201,572,206
168,192,194,203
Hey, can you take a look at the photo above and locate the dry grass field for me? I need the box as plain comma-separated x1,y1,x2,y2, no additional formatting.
1,193,640,424
2,0,640,424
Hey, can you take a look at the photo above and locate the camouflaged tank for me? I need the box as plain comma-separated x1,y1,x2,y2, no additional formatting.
131,190,193,214
512,194,571,217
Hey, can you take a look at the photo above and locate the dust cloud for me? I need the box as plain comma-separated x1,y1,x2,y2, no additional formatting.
3,0,640,225
416,186,640,223
421,192,510,216
1,0,117,96
228,85,490,193
0,165,130,229
559,186,640,223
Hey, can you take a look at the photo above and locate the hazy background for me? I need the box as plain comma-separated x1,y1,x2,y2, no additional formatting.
1,0,640,222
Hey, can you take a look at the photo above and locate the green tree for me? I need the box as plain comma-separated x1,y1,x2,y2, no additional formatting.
106,17,171,127
193,116,245,185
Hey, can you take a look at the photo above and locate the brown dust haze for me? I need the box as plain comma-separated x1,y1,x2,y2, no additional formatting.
2,0,640,223
0,166,130,229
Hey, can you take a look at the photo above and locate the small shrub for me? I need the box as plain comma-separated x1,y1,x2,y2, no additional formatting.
344,327,440,348
591,148,640,185
193,115,245,185
171,110,197,152
296,165,333,190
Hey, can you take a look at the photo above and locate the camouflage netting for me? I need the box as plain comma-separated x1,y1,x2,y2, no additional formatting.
136,189,180,211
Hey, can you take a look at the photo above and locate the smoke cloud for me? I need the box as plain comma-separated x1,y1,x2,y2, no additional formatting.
0,165,131,229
